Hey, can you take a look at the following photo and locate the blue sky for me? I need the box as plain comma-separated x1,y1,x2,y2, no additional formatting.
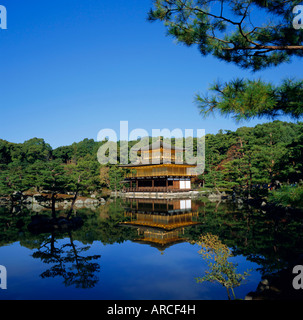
0,0,301,149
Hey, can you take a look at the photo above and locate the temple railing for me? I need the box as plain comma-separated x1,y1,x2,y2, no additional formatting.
126,171,195,178
123,187,193,192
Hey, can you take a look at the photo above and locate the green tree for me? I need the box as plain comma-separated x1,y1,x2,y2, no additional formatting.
203,129,238,190
10,138,52,164
65,156,101,217
196,78,303,121
0,162,30,205
148,1,303,121
52,145,74,164
148,0,303,71
195,233,250,300
275,125,303,182
199,121,301,192
27,160,68,218
71,138,100,162
269,184,303,208
108,166,125,194
0,139,13,164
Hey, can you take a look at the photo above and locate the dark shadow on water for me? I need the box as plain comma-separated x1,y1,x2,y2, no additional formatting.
32,230,101,289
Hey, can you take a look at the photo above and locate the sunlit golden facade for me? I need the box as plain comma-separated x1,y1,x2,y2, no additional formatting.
120,141,197,192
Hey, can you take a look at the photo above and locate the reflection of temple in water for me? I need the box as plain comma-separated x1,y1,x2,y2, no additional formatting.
121,198,200,251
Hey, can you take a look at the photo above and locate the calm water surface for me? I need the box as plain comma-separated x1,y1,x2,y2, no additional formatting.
0,198,302,300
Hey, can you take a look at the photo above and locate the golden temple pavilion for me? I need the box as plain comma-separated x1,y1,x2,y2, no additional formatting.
120,139,197,192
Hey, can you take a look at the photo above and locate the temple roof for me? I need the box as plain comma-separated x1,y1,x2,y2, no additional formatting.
119,161,196,167
133,140,185,152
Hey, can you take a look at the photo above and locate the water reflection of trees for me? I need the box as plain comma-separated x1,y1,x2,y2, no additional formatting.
184,199,303,275
0,199,137,246
1,198,303,279
29,199,138,289
0,199,138,289
32,231,101,289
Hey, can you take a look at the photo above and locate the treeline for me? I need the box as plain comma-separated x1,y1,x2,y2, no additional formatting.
0,138,106,204
0,137,148,204
0,120,303,203
201,121,303,203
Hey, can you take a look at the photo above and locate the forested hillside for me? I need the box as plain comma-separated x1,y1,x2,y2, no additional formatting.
0,121,302,206
202,121,303,189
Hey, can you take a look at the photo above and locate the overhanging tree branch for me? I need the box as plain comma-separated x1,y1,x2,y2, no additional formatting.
148,0,303,70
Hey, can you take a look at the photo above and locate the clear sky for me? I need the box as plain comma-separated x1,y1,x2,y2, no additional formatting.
0,0,301,149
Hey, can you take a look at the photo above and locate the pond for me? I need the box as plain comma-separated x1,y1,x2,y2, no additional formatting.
0,197,303,300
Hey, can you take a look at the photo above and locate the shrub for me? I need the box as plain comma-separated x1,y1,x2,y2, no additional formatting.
268,185,303,209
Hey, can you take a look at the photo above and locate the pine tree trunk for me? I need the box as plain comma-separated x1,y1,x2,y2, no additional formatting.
67,189,78,219
67,175,81,219
10,194,14,208
51,192,56,219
